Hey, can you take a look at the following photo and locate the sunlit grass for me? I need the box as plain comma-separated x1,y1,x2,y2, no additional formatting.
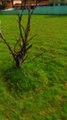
0,15,67,120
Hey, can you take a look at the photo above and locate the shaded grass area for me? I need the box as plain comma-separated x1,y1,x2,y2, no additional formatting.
0,15,67,120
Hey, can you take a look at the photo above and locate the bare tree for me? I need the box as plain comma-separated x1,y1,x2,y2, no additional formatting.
0,0,37,68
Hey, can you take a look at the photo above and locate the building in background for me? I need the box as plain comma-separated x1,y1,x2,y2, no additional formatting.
13,0,49,7
0,0,67,9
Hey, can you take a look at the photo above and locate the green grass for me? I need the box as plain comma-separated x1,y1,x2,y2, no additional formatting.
0,15,67,120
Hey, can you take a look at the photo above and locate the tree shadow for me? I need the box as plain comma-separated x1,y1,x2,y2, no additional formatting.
3,66,38,97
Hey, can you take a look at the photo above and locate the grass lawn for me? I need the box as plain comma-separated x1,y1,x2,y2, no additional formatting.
0,15,67,120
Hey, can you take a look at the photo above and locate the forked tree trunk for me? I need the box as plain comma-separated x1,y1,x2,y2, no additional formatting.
0,0,37,68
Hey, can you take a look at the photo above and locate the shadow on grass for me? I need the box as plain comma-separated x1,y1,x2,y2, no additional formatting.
3,65,43,97
3,68,30,95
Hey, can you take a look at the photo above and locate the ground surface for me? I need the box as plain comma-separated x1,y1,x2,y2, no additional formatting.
0,15,67,120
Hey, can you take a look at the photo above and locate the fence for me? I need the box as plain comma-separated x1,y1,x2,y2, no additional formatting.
0,6,67,14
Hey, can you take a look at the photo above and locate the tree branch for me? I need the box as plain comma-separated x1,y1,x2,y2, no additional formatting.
0,33,15,59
